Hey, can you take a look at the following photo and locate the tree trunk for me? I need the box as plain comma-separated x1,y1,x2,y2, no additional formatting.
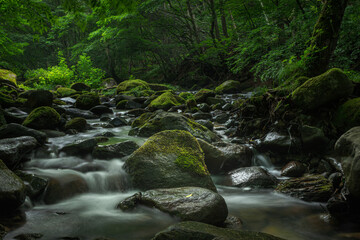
219,0,229,38
303,0,348,77
208,0,221,42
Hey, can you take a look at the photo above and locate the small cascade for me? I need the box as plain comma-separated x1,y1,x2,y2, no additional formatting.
250,147,274,169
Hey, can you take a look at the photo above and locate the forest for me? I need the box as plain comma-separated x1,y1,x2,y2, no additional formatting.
0,0,360,239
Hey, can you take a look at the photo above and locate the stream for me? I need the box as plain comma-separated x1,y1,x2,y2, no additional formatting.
3,101,357,240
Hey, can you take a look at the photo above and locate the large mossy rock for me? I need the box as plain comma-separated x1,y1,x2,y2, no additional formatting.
291,68,353,111
0,136,38,169
129,111,219,143
92,140,139,160
275,174,333,202
335,127,360,200
23,106,60,130
215,80,242,94
0,160,25,210
0,69,17,86
194,89,215,103
75,93,100,110
26,90,53,109
64,117,87,132
333,98,360,132
56,87,77,98
152,221,284,240
116,79,150,94
118,187,228,225
148,91,185,111
0,123,47,144
123,130,216,192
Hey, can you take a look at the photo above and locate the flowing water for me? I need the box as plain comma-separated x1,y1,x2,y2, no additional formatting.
4,104,359,240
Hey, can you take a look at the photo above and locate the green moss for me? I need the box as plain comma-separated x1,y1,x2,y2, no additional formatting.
175,152,207,175
215,80,242,94
75,92,100,110
116,79,150,94
116,100,128,109
65,117,87,131
0,91,15,108
131,112,153,128
53,99,67,105
148,83,171,91
179,92,194,101
56,87,77,97
149,91,185,110
194,89,215,102
0,69,17,86
334,98,360,131
23,106,60,130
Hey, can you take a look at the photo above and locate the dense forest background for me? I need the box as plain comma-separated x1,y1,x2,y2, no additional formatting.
1,0,359,90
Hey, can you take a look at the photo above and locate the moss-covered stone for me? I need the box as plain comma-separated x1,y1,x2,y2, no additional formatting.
65,117,87,132
70,82,91,92
333,98,360,132
0,91,15,108
124,130,216,191
116,100,128,109
75,93,100,110
116,79,150,94
148,83,171,91
0,69,17,86
23,106,60,130
179,92,195,101
215,80,242,94
53,99,67,105
291,68,353,111
56,87,77,98
148,91,185,111
194,89,215,103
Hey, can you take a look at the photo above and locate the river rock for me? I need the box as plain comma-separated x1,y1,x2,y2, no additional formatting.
0,123,47,144
129,110,219,143
3,107,27,124
257,132,299,154
90,105,113,115
275,174,333,202
0,136,38,169
300,125,329,153
206,97,226,106
215,143,253,171
148,91,185,111
215,80,243,94
26,90,53,109
221,166,278,189
75,93,100,110
291,68,353,111
152,221,285,240
198,103,211,112
194,89,215,103
0,160,26,210
213,113,229,124
109,117,127,127
127,108,149,117
193,112,212,120
93,140,139,160
63,107,98,119
118,187,228,225
71,82,91,92
59,139,97,157
335,127,360,200
280,161,306,177
22,106,60,130
195,120,213,131
64,117,88,132
124,130,216,191
15,171,48,199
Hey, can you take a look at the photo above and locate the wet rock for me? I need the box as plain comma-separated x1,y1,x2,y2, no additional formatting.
71,82,91,92
118,187,228,225
215,80,243,94
148,91,185,111
213,113,229,124
301,125,329,153
129,111,220,143
63,108,98,119
198,103,211,112
127,108,149,117
15,171,48,199
276,174,333,202
195,120,213,131
0,160,26,210
90,105,113,115
206,97,226,106
109,117,127,127
0,136,38,169
3,107,27,124
124,130,216,191
197,139,225,174
59,139,97,157
221,167,278,189
194,89,215,103
75,93,100,110
93,140,139,160
0,123,47,144
222,103,233,111
14,233,43,240
192,112,212,120
94,132,115,138
40,129,66,138
26,90,53,109
335,127,360,200
22,106,60,130
152,221,284,240
64,117,88,132
281,161,306,177
223,215,243,230
42,172,89,204
257,132,299,154
291,68,353,111
215,143,253,172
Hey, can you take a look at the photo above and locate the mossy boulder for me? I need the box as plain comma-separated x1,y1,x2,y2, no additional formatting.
194,89,215,103
0,123,47,144
291,68,353,111
118,187,228,225
215,80,242,94
64,117,87,132
23,106,60,130
27,90,53,109
148,91,185,111
116,79,150,94
179,92,194,101
334,98,360,132
70,82,91,92
123,130,217,191
0,91,15,108
129,111,220,143
148,83,171,91
0,69,17,87
0,159,26,210
75,93,100,110
56,87,77,98
152,221,285,240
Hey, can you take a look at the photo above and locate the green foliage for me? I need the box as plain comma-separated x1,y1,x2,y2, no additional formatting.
73,54,105,88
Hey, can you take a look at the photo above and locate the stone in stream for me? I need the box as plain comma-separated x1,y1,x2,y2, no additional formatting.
90,105,113,115
0,136,38,169
151,221,285,240
221,166,278,189
15,171,48,200
256,132,300,154
71,82,91,92
75,93,100,110
194,89,215,104
59,139,97,157
92,140,139,160
198,103,211,112
0,159,26,210
129,110,220,143
280,161,307,177
300,125,329,153
63,107,98,119
64,117,88,132
148,91,185,111
0,123,47,144
192,111,212,120
195,120,213,131
213,113,229,124
22,106,60,130
118,187,228,225
109,117,127,127
206,97,226,106
335,127,360,201
215,80,243,94
275,174,333,202
123,130,217,192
